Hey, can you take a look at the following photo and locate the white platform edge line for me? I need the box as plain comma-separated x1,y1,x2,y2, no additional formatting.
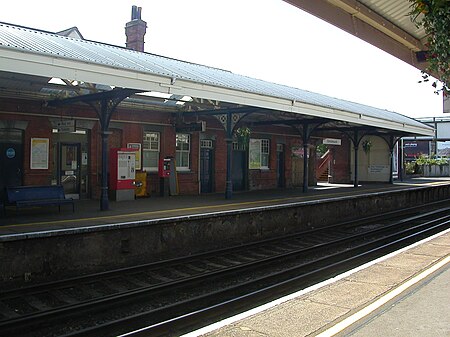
179,228,450,337
316,255,450,337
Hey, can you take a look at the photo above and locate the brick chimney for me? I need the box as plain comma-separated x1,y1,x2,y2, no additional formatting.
125,6,147,52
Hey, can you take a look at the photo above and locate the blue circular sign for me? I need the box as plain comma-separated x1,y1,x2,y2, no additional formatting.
6,147,15,159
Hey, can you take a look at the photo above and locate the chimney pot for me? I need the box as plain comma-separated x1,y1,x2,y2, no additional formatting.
131,5,142,20
125,5,147,52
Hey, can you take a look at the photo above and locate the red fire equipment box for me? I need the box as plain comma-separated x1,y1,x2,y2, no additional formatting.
158,158,171,178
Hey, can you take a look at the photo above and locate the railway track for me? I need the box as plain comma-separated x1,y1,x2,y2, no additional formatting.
0,203,449,337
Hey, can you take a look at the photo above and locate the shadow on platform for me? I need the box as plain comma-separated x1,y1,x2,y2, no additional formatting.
1,177,449,235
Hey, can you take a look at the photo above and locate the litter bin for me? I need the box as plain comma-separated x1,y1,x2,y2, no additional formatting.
135,171,148,197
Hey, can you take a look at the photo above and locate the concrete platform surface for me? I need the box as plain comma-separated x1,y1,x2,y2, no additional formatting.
1,177,449,236
182,230,450,337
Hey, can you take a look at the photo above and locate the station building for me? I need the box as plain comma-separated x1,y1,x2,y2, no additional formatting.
0,8,434,209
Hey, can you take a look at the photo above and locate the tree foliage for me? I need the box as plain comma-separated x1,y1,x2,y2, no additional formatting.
409,0,450,95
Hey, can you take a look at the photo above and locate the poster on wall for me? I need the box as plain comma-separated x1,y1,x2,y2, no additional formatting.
369,165,389,174
30,138,49,169
291,146,305,158
249,139,261,169
127,143,141,170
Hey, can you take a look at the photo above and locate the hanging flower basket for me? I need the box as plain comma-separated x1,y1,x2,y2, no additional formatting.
362,139,372,154
409,0,450,94
234,127,251,148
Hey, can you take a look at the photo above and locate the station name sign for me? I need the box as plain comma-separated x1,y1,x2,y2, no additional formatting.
323,138,341,145
175,121,206,132
56,120,76,133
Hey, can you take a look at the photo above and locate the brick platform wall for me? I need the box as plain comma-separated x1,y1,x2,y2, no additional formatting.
2,184,448,289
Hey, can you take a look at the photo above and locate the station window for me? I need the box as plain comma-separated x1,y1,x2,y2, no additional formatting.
249,138,270,169
261,139,269,168
176,133,190,170
233,142,246,151
143,132,160,171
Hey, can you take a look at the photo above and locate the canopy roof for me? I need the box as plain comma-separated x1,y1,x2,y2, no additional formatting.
283,0,429,74
0,22,433,136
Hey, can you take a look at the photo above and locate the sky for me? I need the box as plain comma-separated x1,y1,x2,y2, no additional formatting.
1,0,445,118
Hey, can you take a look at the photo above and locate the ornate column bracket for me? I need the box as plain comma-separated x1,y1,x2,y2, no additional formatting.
47,88,139,211
214,113,245,135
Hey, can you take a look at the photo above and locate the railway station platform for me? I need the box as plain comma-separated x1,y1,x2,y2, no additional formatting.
1,177,449,292
184,229,450,337
1,177,449,236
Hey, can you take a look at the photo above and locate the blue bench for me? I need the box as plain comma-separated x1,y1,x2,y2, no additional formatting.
6,185,74,213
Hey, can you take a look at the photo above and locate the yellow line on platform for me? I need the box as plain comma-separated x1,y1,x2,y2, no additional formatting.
397,181,449,187
3,181,447,229
4,196,307,229
3,189,363,229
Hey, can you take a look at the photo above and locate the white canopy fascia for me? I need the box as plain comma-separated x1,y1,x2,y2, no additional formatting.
1,47,434,137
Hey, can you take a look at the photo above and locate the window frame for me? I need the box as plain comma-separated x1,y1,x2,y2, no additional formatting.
142,131,160,172
260,138,270,169
176,133,191,170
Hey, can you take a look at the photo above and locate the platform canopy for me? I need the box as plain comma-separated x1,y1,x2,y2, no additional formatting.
283,0,429,74
0,21,433,137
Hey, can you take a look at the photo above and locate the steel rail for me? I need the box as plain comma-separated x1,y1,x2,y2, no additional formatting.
0,205,448,336
1,207,448,331
2,199,447,299
103,215,450,337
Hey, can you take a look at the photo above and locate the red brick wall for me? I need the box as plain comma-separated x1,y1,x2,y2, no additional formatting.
0,99,53,185
329,136,351,183
122,124,142,145
177,132,200,195
0,97,354,198
24,117,53,185
214,129,227,192
90,122,101,199
248,134,277,190
285,136,302,188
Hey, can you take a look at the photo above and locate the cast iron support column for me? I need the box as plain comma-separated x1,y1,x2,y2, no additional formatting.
99,99,111,211
389,148,394,184
389,136,394,184
100,130,110,211
47,88,137,211
399,139,404,182
225,112,233,199
354,130,359,188
302,124,309,193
